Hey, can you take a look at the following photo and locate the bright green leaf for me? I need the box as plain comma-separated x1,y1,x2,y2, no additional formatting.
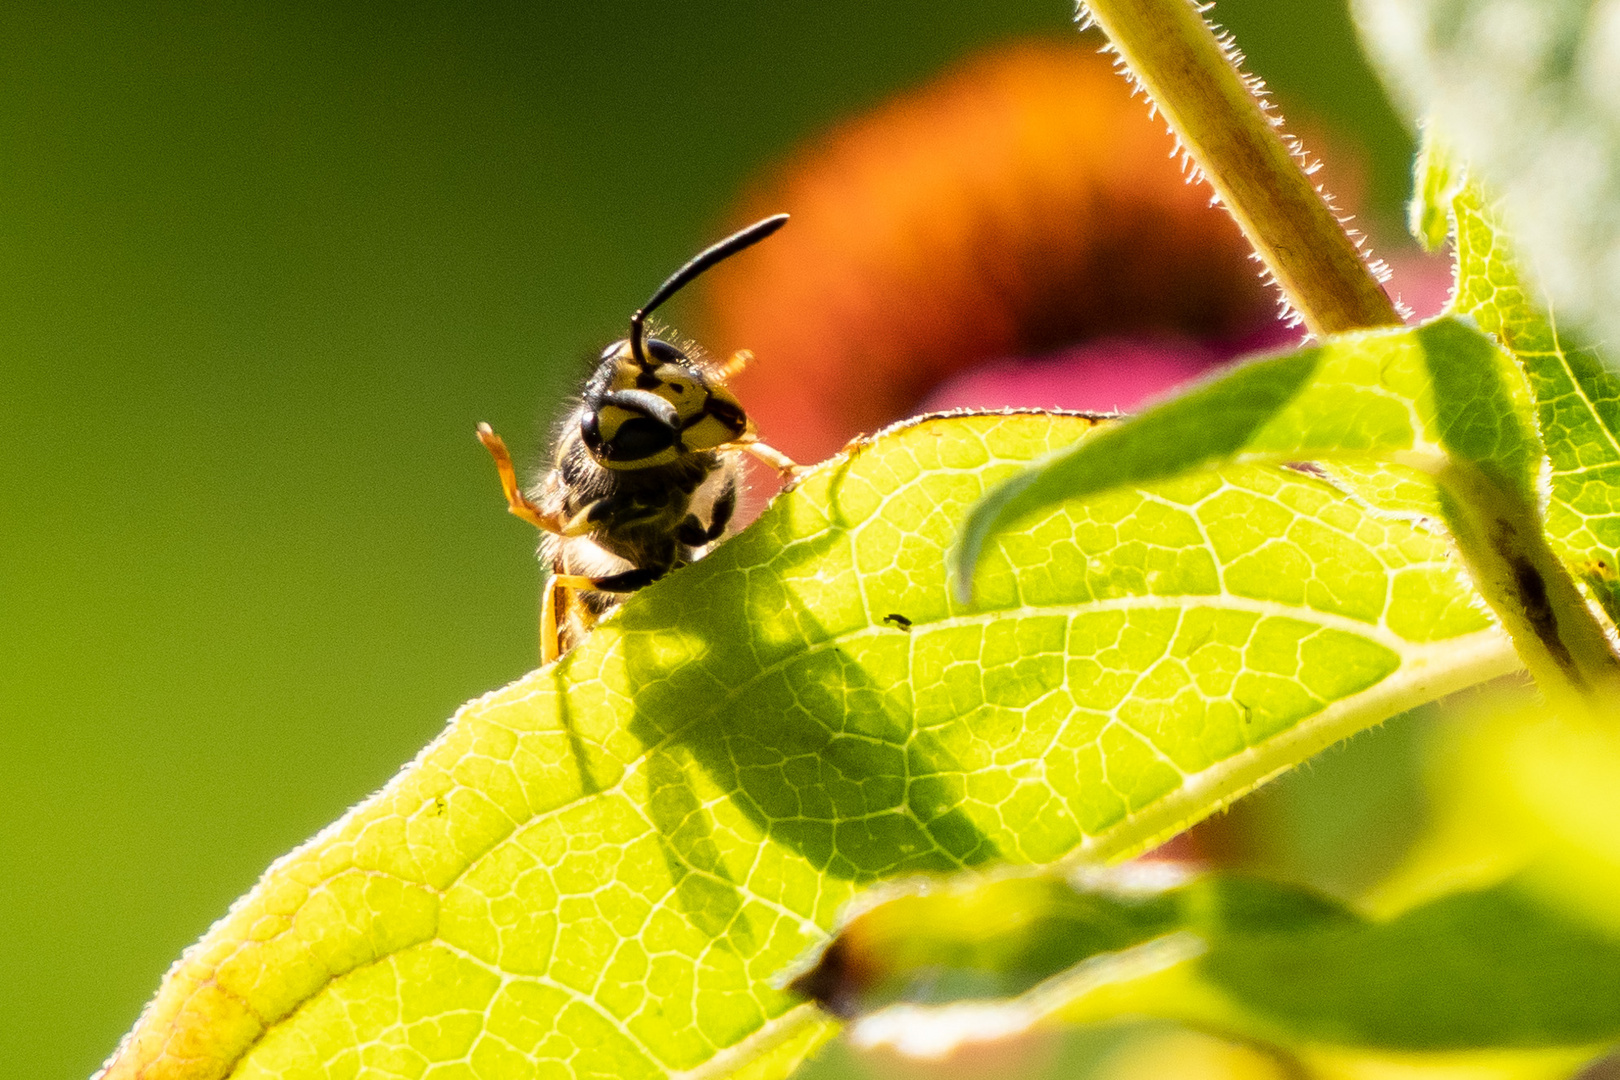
1314,460,1445,524
1410,131,1462,253
99,414,1516,1080
797,866,1620,1051
947,312,1620,703
954,315,1539,591
1448,181,1620,627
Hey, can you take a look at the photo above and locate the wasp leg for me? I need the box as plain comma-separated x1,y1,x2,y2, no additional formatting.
707,475,740,536
737,439,807,480
677,475,738,546
557,500,619,537
544,574,612,663
541,573,564,664
716,349,755,381
477,423,563,533
541,569,662,660
566,497,673,536
555,567,664,593
546,554,676,662
676,515,707,547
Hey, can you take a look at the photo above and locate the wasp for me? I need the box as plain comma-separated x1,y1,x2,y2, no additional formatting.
478,214,802,663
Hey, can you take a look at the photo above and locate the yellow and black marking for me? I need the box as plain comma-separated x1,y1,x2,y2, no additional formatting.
579,347,757,469
477,215,805,663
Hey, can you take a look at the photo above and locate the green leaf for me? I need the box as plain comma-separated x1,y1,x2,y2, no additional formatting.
99,413,1515,1080
794,866,1620,1051
1409,131,1462,254
953,313,1620,704
954,315,1538,592
1449,181,1620,627
1314,460,1445,524
1353,0,1620,361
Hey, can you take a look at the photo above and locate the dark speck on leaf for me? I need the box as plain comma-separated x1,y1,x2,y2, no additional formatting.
787,937,861,1018
883,613,913,631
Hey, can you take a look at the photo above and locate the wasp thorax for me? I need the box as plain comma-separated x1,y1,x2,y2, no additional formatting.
577,338,753,469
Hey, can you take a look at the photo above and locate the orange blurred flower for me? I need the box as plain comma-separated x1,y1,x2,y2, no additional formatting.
697,37,1285,464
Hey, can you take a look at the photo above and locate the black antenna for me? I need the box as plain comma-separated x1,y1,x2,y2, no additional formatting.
629,213,789,368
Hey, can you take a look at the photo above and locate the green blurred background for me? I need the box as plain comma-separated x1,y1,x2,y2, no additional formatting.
0,2,1412,1076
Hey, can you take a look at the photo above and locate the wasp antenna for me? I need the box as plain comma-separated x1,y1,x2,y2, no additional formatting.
629,213,789,368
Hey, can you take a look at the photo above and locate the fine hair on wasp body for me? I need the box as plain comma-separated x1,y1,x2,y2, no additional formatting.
478,214,803,663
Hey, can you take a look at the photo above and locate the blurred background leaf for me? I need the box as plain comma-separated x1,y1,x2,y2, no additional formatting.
0,1,1418,1077
793,864,1620,1052
1354,0,1620,370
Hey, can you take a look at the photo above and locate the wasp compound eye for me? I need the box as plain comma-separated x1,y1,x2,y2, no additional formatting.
581,389,682,465
600,416,677,462
647,339,685,363
703,396,747,433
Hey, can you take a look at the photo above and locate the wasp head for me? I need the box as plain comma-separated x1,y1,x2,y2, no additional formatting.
578,338,752,470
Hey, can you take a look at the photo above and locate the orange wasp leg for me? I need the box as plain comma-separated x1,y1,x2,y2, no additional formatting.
736,439,807,481
542,574,609,665
541,575,567,665
480,422,576,662
715,349,755,380
476,422,559,533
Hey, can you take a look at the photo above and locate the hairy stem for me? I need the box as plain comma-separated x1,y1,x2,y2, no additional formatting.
1079,0,1401,335
1081,0,1620,710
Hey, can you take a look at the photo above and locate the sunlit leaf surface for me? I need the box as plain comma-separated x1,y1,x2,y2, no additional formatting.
954,315,1539,587
99,413,1515,1080
1449,183,1620,625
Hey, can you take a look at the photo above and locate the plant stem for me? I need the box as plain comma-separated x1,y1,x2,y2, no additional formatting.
1438,462,1620,713
1084,0,1620,709
1079,0,1401,336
